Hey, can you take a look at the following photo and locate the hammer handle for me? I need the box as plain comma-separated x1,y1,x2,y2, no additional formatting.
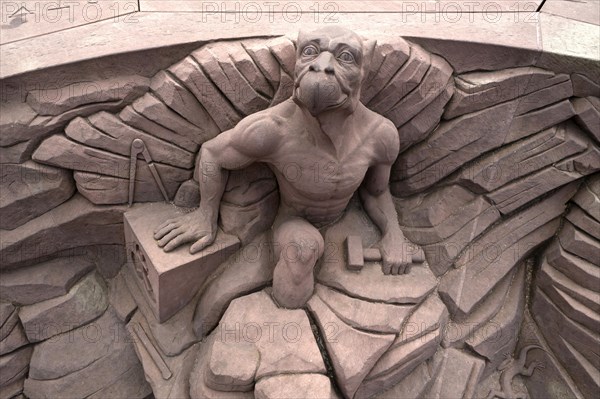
363,247,425,263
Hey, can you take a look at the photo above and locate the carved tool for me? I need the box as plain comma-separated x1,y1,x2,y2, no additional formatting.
345,235,425,271
128,138,169,206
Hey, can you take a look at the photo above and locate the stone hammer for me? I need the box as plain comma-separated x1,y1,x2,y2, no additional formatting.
345,235,425,271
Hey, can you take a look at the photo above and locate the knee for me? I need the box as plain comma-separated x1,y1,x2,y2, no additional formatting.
281,232,324,265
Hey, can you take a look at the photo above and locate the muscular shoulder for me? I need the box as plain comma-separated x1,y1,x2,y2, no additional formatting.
228,107,287,159
365,109,399,165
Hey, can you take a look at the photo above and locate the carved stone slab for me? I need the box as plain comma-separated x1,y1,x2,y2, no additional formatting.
124,203,240,322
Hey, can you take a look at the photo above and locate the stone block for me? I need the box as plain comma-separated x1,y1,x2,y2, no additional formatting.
255,374,339,399
545,240,599,292
315,284,411,334
66,113,195,169
572,97,600,143
0,321,28,356
0,195,126,270
558,220,600,264
0,346,32,388
444,67,566,119
124,202,240,322
150,70,221,133
19,272,108,343
0,256,94,305
193,45,270,116
119,105,200,150
439,183,576,318
169,56,241,131
308,295,394,399
26,75,148,116
0,161,75,230
29,307,126,380
426,348,485,399
212,291,325,383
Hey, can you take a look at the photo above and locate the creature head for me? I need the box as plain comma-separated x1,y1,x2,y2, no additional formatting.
293,27,372,116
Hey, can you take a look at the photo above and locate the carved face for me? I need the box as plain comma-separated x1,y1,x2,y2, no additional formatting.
293,27,366,116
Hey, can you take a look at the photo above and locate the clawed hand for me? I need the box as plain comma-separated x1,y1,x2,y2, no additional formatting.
153,210,216,253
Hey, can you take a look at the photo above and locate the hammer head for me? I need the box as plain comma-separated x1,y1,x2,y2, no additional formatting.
345,235,364,271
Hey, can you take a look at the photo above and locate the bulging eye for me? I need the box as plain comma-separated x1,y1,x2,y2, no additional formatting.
302,45,318,56
338,51,355,63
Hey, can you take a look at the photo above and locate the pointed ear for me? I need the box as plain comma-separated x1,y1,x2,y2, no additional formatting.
362,38,377,73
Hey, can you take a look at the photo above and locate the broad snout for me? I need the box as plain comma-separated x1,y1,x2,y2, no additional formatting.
308,52,335,75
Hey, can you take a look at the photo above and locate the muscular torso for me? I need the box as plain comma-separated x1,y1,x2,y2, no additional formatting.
243,100,388,226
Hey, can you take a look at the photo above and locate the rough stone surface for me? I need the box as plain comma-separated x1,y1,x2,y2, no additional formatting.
571,73,600,98
545,240,600,292
393,98,576,196
212,290,325,381
0,161,75,230
193,232,275,337
129,310,199,399
0,141,31,164
384,54,453,128
356,328,440,399
531,288,599,399
206,338,258,392
108,270,137,322
439,183,577,318
315,284,411,334
33,134,192,183
398,83,454,153
193,45,270,116
0,102,38,147
371,362,433,399
131,93,209,147
487,146,600,215
0,195,126,270
572,97,600,143
426,348,485,399
0,346,32,388
444,67,567,119
518,311,582,399
119,105,201,150
254,374,339,399
29,307,126,380
466,263,527,374
361,38,411,105
150,70,220,134
0,256,94,305
566,203,600,240
367,44,430,117
396,292,448,346
169,56,242,131
538,259,600,331
444,267,517,347
66,113,195,169
19,272,108,343
189,333,252,399
558,220,600,264
451,122,588,193
572,175,600,221
0,321,28,356
26,75,148,116
24,313,149,399
308,295,395,399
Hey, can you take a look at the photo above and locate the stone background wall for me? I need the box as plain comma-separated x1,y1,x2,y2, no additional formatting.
1,24,599,399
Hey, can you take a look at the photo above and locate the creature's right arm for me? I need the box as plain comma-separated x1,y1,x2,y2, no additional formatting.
154,114,280,253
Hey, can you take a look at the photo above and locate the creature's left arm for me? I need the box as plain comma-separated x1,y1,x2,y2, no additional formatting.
359,119,412,274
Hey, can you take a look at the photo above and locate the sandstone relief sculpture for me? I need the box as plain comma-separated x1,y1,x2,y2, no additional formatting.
0,20,599,399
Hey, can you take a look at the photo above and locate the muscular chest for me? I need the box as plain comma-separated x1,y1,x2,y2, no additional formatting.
268,136,372,198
